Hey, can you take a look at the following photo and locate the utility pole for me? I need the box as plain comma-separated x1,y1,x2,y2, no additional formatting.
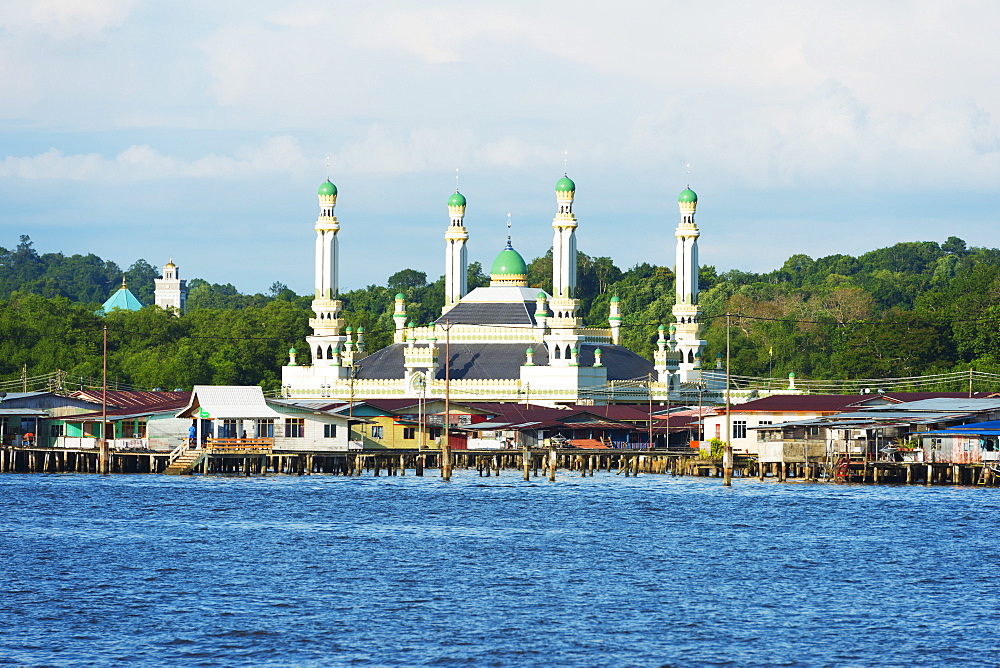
442,320,452,481
723,313,733,486
100,325,110,474
647,374,654,450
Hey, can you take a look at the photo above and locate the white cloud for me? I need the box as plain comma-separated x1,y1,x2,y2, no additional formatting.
0,136,309,181
0,0,137,39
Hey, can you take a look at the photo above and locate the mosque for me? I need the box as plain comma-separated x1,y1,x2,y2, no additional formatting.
97,260,187,315
280,176,713,406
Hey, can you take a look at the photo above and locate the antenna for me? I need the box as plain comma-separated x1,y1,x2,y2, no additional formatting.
506,213,512,245
325,153,332,179
563,150,569,176
455,168,460,192
685,162,691,186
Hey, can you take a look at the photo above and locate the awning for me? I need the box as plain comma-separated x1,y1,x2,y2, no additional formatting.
176,386,285,420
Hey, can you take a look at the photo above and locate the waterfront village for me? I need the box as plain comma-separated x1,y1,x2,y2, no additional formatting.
3,177,1000,484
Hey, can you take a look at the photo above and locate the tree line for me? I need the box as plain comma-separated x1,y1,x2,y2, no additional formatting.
1,233,997,392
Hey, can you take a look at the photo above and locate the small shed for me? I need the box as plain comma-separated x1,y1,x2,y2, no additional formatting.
177,386,352,452
919,421,1000,464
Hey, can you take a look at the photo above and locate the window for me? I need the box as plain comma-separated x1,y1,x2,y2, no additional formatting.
257,419,274,438
430,427,441,440
733,420,747,439
323,424,337,438
371,425,384,439
50,423,64,438
403,427,416,440
285,418,305,438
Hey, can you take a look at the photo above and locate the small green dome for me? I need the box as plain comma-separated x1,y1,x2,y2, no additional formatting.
555,176,576,192
595,347,602,354
526,347,534,354
357,326,364,333
289,347,297,354
537,292,547,299
678,187,697,203
318,180,337,196
658,324,665,330
407,321,415,328
490,243,528,277
610,295,620,302
395,293,406,300
448,191,467,207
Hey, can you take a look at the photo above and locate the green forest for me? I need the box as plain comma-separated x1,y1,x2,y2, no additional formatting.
2,233,999,393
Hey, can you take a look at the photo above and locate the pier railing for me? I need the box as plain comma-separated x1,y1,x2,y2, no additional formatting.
206,438,274,455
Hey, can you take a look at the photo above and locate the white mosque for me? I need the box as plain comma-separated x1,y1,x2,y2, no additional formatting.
280,176,711,405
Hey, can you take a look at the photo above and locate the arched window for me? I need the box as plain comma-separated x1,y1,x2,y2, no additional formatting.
554,347,561,359
327,345,334,359
316,346,323,360
565,345,572,359
688,350,694,364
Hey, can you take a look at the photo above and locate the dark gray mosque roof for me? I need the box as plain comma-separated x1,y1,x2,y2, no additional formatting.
434,300,537,326
354,343,654,381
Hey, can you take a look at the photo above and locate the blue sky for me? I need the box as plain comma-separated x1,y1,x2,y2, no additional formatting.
2,0,1000,295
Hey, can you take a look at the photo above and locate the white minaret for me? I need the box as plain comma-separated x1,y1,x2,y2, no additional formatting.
545,175,583,364
673,186,706,382
443,190,468,313
153,259,187,314
307,179,347,369
551,175,578,299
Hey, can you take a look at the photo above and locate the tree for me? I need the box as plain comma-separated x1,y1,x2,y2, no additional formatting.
387,269,427,292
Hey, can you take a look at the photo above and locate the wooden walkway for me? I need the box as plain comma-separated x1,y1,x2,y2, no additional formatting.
2,444,997,486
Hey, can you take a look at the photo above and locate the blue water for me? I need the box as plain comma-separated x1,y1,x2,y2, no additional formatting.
1,472,998,668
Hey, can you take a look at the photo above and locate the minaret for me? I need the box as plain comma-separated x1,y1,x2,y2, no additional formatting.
608,295,622,344
307,179,347,369
548,176,582,336
672,186,706,382
551,175,578,299
443,190,469,313
154,259,187,314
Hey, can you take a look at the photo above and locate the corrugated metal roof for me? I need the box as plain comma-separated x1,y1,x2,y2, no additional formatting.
0,408,47,416
176,386,285,419
70,390,190,409
862,397,1000,412
0,392,48,401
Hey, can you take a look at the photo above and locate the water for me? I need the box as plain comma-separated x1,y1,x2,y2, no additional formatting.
1,472,998,668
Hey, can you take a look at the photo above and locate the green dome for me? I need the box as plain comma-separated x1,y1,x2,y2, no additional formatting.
448,191,466,207
555,176,576,192
289,347,297,354
610,295,620,302
395,293,406,300
490,243,528,277
318,180,337,196
678,188,697,203
537,292,547,299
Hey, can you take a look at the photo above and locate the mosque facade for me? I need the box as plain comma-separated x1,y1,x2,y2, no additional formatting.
280,177,711,405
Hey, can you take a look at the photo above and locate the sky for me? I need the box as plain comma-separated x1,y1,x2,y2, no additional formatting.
2,0,1000,295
